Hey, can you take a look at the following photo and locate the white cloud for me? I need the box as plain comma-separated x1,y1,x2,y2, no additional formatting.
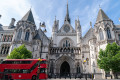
72,0,110,36
0,0,40,27
0,0,115,37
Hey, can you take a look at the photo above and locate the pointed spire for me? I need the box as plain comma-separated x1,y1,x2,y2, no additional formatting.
96,8,109,22
64,0,70,23
21,9,35,24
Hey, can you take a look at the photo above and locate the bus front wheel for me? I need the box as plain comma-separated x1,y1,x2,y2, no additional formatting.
32,75,36,80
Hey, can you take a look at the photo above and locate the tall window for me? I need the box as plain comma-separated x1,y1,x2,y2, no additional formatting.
0,45,10,54
99,29,104,40
118,34,120,41
25,30,30,41
63,40,70,47
17,28,22,40
107,28,111,39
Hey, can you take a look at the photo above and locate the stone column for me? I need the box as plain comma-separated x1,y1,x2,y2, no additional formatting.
5,45,7,54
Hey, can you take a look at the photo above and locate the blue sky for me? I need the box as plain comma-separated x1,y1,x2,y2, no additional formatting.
0,0,120,37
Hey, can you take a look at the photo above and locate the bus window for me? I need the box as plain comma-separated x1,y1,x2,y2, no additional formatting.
23,70,28,73
2,61,13,64
41,61,46,64
40,68,45,73
2,61,32,64
21,61,32,64
4,69,29,73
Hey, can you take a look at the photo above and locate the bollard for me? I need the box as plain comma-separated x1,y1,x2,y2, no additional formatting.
80,74,81,79
111,75,112,79
75,74,76,79
85,74,87,80
70,74,71,79
65,74,66,79
55,74,56,79
92,74,93,80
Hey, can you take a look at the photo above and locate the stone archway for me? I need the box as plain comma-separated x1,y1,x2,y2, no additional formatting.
60,61,70,76
55,55,76,74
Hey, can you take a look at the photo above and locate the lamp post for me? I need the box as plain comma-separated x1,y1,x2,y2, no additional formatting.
83,60,86,73
37,58,42,80
83,60,87,80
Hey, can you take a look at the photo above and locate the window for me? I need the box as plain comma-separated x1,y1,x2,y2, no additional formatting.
63,40,70,47
0,46,4,54
41,60,46,64
2,61,32,64
0,45,10,54
82,54,84,58
99,29,104,40
107,28,111,39
4,69,29,73
118,34,120,41
93,61,95,67
17,28,22,40
25,30,30,41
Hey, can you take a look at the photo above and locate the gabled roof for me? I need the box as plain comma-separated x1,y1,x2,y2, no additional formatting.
21,9,35,24
33,32,41,40
96,8,109,22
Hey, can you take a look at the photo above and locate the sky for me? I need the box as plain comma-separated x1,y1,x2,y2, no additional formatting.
0,0,120,37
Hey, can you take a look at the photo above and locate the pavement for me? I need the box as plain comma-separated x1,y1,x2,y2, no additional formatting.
47,78,119,80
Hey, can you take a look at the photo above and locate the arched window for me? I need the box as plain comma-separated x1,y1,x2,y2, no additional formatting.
99,29,104,40
94,69,96,73
25,30,30,41
93,61,95,67
63,40,70,47
106,27,111,39
92,54,94,59
17,28,22,40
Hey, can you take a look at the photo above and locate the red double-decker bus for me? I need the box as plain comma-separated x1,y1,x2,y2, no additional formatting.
0,59,48,80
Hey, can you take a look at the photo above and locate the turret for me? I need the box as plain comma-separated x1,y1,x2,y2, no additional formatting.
52,17,59,47
94,8,115,42
52,16,59,32
76,18,82,46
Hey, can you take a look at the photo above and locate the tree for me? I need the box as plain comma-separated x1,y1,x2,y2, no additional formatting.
7,44,32,59
97,42,120,78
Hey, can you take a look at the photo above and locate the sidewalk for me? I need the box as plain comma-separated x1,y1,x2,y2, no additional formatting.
47,78,119,80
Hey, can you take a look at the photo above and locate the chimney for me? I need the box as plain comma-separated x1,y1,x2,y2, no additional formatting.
9,18,16,28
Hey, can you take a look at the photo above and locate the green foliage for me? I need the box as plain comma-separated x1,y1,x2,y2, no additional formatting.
97,42,120,73
7,44,32,59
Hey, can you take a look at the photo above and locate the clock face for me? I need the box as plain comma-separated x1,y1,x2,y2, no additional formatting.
64,25,70,33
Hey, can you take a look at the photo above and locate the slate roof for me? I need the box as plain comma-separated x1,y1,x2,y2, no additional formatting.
33,32,41,40
96,8,109,22
21,9,35,24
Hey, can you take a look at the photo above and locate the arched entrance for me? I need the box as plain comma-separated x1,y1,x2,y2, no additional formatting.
60,61,70,76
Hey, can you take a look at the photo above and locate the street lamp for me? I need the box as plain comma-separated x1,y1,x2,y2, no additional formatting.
37,58,42,80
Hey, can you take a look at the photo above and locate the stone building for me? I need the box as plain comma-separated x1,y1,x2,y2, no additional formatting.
0,1,120,79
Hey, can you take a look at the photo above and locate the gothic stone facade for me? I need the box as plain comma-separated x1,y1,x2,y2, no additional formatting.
0,3,120,79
